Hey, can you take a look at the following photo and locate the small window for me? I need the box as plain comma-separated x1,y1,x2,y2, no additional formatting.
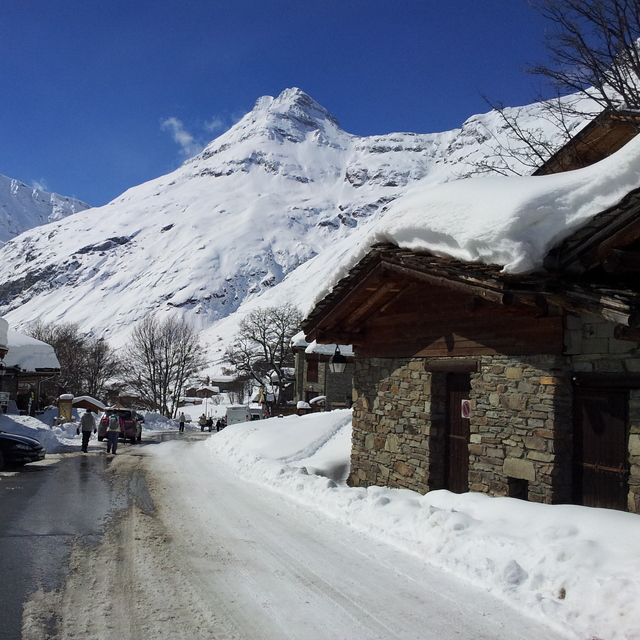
508,477,529,501
307,358,319,383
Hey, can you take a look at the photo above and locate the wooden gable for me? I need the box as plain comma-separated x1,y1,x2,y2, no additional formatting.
533,109,640,176
304,240,640,357
304,246,565,359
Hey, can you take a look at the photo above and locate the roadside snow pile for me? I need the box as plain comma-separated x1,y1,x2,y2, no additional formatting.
207,411,640,640
0,410,183,453
0,414,66,452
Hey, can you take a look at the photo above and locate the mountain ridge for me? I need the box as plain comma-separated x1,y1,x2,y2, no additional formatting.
0,175,90,244
0,88,589,371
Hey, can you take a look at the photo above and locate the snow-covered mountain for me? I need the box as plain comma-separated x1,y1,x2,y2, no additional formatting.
0,175,89,243
0,88,588,368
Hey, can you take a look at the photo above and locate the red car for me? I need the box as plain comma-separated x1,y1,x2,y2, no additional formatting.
98,409,143,444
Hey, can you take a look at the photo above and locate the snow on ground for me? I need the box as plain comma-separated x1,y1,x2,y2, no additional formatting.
203,410,640,640
5,407,640,638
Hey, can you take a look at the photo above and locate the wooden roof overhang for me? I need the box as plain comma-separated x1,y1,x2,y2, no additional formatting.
544,185,640,279
303,244,640,358
303,245,562,357
533,108,640,176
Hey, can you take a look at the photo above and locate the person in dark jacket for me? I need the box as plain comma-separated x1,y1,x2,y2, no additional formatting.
206,416,213,432
78,410,97,453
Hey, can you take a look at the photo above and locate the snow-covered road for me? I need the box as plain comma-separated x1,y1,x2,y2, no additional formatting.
23,438,569,640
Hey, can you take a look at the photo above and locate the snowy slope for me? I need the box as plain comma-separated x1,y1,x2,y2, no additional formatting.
0,174,89,243
0,88,588,366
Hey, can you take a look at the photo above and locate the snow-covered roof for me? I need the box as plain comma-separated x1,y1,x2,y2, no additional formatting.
4,329,60,372
366,134,640,275
291,331,354,356
197,385,220,394
304,133,640,314
304,341,354,357
73,396,107,410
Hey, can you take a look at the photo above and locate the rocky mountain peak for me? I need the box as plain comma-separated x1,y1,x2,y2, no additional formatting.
197,88,346,161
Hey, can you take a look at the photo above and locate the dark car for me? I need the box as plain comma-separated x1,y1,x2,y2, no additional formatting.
97,409,143,444
0,430,46,471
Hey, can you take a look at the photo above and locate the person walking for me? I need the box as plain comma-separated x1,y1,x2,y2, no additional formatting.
206,416,213,432
106,413,121,454
179,412,186,433
199,414,207,431
78,410,97,453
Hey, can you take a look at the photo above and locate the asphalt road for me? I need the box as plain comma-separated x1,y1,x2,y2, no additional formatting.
0,450,120,640
0,430,201,640
4,432,570,640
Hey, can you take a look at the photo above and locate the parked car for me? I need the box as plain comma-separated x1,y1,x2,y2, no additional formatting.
98,409,143,444
0,430,46,471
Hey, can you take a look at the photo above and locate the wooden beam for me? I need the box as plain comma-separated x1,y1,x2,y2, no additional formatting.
602,249,640,273
341,281,403,332
305,262,391,337
380,261,513,306
315,329,365,345
614,325,640,342
573,372,640,389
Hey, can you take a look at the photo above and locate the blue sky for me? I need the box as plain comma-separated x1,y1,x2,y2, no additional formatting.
2,1,553,207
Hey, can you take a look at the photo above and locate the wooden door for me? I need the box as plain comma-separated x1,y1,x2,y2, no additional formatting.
573,387,629,511
445,373,471,494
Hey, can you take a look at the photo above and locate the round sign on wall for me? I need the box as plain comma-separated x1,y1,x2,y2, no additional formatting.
460,399,471,419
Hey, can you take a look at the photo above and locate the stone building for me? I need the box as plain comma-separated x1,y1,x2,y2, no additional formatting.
302,182,640,512
292,332,354,410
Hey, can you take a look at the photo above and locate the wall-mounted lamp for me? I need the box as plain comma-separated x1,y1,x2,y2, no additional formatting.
328,345,347,374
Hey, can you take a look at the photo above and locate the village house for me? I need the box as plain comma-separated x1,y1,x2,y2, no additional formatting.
302,114,640,513
291,332,354,411
0,316,61,414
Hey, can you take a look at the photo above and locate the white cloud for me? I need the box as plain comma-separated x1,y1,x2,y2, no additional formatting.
31,179,49,192
161,117,205,158
204,116,225,133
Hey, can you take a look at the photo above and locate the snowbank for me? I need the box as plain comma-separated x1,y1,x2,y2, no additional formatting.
0,414,67,453
206,411,640,640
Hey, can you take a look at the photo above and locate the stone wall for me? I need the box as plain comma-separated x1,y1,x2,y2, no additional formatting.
469,355,572,504
348,312,640,512
294,351,353,410
350,357,436,493
565,312,640,373
350,355,572,503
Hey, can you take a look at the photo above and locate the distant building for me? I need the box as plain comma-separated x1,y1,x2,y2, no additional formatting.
0,318,60,414
292,332,354,411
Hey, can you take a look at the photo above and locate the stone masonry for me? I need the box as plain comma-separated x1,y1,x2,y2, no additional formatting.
349,311,640,512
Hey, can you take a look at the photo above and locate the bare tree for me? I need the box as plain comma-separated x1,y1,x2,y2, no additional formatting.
224,303,303,408
462,94,589,177
124,316,206,417
466,0,640,177
26,320,120,404
528,0,640,110
84,337,121,399
28,320,88,395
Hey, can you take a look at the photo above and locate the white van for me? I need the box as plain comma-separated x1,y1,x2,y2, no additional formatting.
225,405,250,425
